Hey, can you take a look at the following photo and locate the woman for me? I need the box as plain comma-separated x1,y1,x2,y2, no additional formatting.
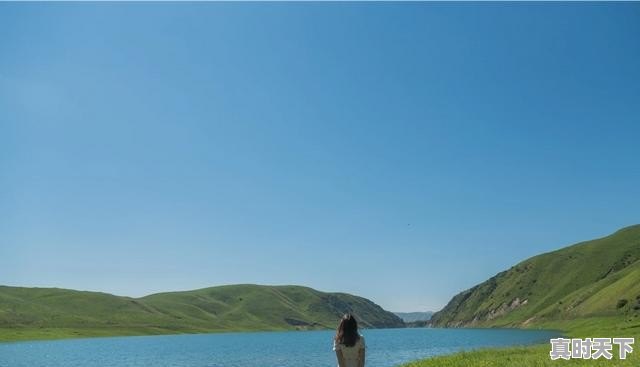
333,314,365,367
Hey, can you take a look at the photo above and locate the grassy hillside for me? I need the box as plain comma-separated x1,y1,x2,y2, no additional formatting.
408,225,640,366
430,224,640,328
0,284,403,341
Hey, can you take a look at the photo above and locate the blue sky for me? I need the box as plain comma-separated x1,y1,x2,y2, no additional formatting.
1,3,639,312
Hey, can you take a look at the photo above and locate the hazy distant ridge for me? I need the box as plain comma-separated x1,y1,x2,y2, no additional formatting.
394,311,434,322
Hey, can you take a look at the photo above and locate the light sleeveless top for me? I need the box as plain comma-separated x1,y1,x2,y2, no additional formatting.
333,335,365,367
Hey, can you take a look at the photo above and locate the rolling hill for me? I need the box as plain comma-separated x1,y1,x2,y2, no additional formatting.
430,224,640,328
0,284,403,341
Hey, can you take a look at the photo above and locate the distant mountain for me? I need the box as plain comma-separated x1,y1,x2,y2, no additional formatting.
394,311,434,323
431,225,640,328
0,284,403,341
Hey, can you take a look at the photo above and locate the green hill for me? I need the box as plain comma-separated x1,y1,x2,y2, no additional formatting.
0,284,403,341
430,224,640,328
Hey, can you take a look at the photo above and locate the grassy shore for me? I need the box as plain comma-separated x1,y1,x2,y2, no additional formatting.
0,327,228,343
0,325,297,342
403,317,640,366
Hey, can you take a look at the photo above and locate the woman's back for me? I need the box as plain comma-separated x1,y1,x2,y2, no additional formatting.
333,314,366,367
333,336,365,367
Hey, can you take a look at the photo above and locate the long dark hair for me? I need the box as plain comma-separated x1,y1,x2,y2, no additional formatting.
335,313,360,347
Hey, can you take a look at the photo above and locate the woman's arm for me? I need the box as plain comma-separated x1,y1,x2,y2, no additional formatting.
335,350,346,367
358,346,365,367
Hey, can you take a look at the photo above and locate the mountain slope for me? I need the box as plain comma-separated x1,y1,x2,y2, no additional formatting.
0,284,403,341
430,224,640,327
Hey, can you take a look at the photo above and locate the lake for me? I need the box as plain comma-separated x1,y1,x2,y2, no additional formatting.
0,328,558,367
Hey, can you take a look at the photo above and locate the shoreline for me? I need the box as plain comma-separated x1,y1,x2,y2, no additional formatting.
0,324,558,344
0,327,315,343
1,325,406,343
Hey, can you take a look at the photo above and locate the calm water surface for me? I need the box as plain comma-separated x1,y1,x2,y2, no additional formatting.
0,328,558,367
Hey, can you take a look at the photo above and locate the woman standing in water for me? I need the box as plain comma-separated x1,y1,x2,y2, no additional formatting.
333,314,366,367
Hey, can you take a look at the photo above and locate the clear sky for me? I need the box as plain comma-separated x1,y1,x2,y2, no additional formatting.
1,3,639,312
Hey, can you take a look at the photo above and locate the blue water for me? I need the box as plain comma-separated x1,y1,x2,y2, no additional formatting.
0,328,558,367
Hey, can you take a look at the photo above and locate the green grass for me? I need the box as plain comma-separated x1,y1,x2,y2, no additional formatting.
0,327,172,342
403,345,638,367
0,284,403,342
